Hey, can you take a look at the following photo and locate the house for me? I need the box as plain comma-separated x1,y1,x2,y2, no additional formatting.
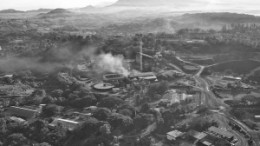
6,106,40,120
166,130,184,141
49,118,80,131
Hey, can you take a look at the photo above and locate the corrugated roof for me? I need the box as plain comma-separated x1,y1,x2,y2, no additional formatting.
7,106,38,120
208,126,233,138
49,118,79,130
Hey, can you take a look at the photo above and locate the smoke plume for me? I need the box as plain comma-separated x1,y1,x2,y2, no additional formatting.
94,53,130,76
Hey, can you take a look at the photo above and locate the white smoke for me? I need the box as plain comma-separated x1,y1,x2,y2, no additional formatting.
94,53,130,76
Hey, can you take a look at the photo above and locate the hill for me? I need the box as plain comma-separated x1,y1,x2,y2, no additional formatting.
98,12,260,34
0,9,24,13
182,13,260,23
47,8,72,15
38,8,73,18
111,0,201,7
27,8,52,13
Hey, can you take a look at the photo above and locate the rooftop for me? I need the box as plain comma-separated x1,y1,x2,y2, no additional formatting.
208,126,233,139
49,118,79,130
254,115,260,118
167,130,184,138
7,106,39,120
188,130,207,140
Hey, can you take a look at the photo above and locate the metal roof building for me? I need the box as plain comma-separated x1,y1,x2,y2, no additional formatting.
6,106,39,120
208,126,234,141
49,118,79,131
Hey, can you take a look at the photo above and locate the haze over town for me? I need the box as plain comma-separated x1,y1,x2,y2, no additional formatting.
0,0,259,146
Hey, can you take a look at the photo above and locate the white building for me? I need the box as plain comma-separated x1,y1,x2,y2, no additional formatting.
167,130,184,141
49,118,79,131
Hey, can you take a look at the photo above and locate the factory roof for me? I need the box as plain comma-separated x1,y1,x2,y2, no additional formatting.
130,72,156,78
103,74,125,81
208,126,233,139
7,106,38,120
49,118,79,131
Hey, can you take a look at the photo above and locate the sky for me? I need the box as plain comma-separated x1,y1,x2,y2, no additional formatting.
0,0,118,10
0,0,259,11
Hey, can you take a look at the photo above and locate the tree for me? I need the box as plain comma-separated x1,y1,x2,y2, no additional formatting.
46,124,67,146
147,82,168,97
71,95,97,108
118,104,136,117
41,104,61,117
42,96,56,104
25,89,46,105
5,133,30,146
118,109,133,117
108,113,133,133
134,114,154,130
99,123,111,135
93,108,111,121
140,103,151,113
98,96,124,109
135,137,152,146
0,118,7,139
73,118,101,139
51,89,64,98
26,120,49,142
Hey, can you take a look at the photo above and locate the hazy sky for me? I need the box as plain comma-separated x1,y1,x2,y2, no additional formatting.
0,0,259,11
0,0,118,10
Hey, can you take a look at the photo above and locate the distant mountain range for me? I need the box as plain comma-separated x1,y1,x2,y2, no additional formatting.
0,9,24,13
97,12,260,34
2,1,260,35
111,0,201,7
37,8,73,18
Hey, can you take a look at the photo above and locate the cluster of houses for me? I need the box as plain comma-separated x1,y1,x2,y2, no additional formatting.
167,126,238,146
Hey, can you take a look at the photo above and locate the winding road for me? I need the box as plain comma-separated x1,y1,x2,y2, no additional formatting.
173,56,256,146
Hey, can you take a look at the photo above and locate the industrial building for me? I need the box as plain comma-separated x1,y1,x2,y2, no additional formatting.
49,118,80,131
6,106,40,120
166,130,184,141
208,126,234,142
103,73,126,87
92,83,115,92
129,72,157,82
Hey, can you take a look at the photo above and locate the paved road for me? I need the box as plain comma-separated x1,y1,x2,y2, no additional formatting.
175,56,253,146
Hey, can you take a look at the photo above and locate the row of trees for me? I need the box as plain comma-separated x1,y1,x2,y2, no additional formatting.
0,118,66,146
